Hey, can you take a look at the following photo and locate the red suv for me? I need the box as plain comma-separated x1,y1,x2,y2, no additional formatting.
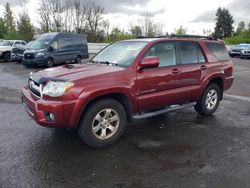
22,35,234,148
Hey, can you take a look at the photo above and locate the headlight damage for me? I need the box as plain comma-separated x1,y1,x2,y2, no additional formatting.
42,81,74,97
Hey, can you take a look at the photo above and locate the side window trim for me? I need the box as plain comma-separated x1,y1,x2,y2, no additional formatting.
177,41,206,65
143,41,178,68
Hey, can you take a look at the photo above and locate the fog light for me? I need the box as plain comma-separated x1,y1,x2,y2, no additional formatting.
45,112,55,121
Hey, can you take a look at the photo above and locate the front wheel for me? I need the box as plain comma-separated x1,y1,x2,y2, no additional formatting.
4,52,12,62
78,99,127,148
194,84,221,116
46,58,54,68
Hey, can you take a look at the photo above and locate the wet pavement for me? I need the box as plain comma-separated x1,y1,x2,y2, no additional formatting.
1,59,250,188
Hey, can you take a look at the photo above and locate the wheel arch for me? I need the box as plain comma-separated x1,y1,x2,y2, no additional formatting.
205,77,224,100
77,93,133,128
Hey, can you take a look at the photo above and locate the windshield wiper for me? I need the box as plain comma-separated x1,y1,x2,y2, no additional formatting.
89,60,118,66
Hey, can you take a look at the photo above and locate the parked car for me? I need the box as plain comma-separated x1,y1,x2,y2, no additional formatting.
22,32,89,67
229,43,250,57
240,45,250,59
21,35,234,148
0,40,27,62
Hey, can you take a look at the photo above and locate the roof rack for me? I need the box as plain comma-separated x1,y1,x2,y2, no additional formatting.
169,34,217,41
136,34,218,41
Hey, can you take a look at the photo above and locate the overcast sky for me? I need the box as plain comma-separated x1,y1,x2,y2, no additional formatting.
0,0,250,35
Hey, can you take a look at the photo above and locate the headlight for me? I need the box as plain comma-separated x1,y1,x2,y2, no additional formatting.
36,52,45,57
42,81,74,97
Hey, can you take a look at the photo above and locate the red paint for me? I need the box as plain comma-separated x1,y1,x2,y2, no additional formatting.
21,38,234,129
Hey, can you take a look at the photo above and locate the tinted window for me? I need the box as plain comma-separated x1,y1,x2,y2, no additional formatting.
59,38,72,49
144,42,176,67
51,41,59,50
14,41,21,47
179,41,205,65
206,43,229,61
21,42,26,45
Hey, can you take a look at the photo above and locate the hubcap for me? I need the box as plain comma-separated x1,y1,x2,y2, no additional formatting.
92,108,120,140
205,89,218,110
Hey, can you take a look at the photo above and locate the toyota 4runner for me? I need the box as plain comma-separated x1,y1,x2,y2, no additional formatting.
21,35,234,148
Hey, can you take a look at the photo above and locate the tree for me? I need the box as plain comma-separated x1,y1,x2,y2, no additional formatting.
130,25,142,37
236,21,246,35
4,3,15,33
38,0,52,32
130,13,164,37
247,22,250,29
85,2,104,42
213,7,234,38
107,27,133,42
17,12,35,41
0,17,5,38
174,25,187,35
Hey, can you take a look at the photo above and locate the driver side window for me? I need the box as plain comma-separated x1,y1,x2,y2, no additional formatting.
51,41,59,50
144,42,176,67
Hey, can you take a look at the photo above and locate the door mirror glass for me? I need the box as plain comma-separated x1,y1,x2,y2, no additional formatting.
139,56,160,69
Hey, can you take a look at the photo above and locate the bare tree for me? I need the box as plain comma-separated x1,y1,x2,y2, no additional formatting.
38,0,52,32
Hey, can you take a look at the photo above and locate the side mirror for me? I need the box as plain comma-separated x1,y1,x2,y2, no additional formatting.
139,56,160,69
48,46,54,52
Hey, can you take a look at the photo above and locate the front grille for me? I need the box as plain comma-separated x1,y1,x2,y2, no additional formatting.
24,53,35,59
28,79,41,97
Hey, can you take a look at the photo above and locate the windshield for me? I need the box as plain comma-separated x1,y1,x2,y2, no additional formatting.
0,41,13,47
29,39,51,50
92,41,147,67
235,44,249,49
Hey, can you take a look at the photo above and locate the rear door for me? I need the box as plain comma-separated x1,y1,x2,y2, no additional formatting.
136,41,183,112
177,41,207,102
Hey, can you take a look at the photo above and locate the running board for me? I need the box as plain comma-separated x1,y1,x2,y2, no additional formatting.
132,102,196,120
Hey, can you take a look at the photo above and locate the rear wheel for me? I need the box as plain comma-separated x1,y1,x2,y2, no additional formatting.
4,52,12,62
194,84,221,116
46,58,54,68
78,98,127,148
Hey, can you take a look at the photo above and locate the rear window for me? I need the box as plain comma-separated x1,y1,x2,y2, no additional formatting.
206,43,229,61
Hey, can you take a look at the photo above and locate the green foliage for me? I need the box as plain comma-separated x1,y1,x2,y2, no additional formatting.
214,7,234,39
4,3,16,35
17,12,35,41
224,29,250,44
0,18,5,38
105,27,134,43
174,25,187,35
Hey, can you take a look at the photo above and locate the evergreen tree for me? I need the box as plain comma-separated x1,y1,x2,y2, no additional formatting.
17,12,35,41
4,3,15,34
0,17,5,38
213,7,234,38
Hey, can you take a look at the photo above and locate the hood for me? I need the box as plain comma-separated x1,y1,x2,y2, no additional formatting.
0,46,13,51
25,48,46,53
30,63,126,83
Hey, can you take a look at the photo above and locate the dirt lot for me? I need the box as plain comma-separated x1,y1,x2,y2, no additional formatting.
0,59,250,188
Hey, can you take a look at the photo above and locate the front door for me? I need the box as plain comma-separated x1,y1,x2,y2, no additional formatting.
136,41,183,112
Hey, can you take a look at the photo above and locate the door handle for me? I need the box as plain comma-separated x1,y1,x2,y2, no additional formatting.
201,65,207,70
172,69,180,74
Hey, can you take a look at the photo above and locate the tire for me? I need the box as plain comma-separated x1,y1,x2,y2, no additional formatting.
194,84,221,116
3,52,12,62
77,98,127,148
46,58,54,68
75,55,82,63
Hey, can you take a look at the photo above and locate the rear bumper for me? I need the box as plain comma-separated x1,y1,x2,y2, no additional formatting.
21,87,84,128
